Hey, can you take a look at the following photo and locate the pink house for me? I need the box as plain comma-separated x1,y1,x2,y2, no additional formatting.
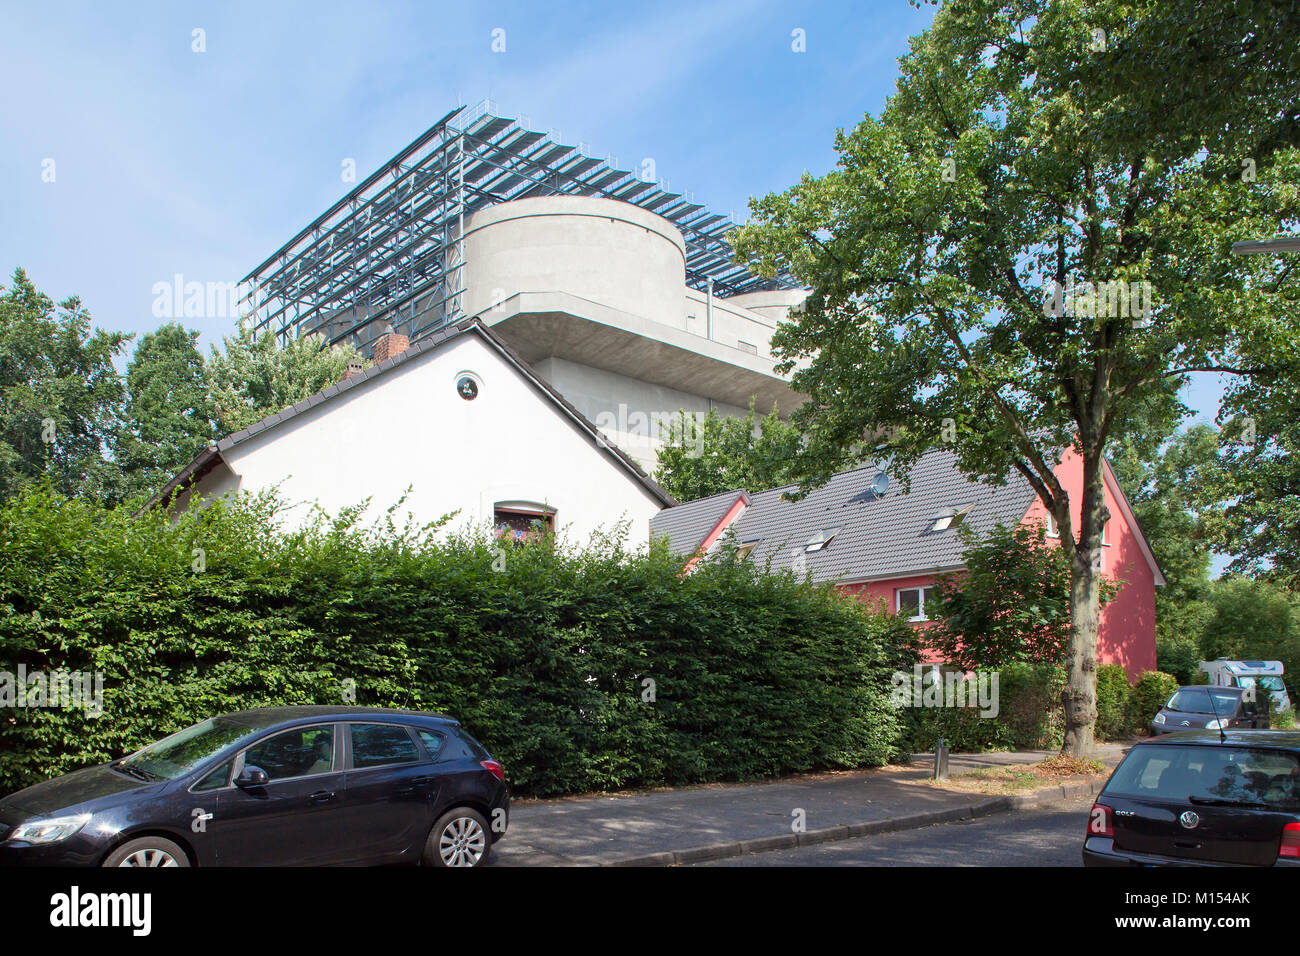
651,448,1162,678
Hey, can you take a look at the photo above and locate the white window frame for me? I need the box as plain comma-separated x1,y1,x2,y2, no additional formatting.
1044,511,1060,538
897,585,939,622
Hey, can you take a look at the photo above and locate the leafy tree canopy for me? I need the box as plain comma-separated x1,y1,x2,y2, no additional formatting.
654,403,803,502
0,268,129,502
732,0,1300,754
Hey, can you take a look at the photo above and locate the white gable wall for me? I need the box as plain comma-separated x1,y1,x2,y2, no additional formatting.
181,333,664,547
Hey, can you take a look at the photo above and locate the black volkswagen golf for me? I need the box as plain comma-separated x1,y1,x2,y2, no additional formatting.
0,706,509,867
1083,730,1300,866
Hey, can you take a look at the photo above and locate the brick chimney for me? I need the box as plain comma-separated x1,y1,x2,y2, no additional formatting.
341,358,364,382
372,328,410,364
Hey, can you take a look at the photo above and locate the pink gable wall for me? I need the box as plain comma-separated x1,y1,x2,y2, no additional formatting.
840,450,1158,680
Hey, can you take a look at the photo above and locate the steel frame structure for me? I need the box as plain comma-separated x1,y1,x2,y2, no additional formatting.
240,100,799,353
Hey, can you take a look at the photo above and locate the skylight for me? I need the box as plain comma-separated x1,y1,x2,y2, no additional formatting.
805,528,841,552
929,505,972,532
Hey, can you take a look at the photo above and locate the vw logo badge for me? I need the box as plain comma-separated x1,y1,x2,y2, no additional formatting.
1179,810,1200,829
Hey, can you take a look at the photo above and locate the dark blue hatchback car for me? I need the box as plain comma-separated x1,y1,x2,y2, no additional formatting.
0,706,509,867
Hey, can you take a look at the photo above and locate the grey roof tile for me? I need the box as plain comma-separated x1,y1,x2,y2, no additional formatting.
650,450,1039,584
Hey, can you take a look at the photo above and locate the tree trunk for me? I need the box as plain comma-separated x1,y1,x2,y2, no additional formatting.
1061,454,1107,758
1062,546,1100,757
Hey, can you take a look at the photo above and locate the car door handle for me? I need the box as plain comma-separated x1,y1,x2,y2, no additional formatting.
397,776,434,793
309,790,337,803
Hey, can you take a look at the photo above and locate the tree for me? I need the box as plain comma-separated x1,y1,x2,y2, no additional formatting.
931,523,1075,671
1202,354,1300,589
653,403,803,502
114,323,219,500
1198,577,1300,683
205,322,367,435
732,0,1300,754
0,268,128,502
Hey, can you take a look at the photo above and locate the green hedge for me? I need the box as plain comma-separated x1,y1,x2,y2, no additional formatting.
899,662,1067,753
0,489,917,798
1125,670,1180,733
1095,663,1132,740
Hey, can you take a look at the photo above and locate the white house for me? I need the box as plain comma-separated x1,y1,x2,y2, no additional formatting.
146,320,676,547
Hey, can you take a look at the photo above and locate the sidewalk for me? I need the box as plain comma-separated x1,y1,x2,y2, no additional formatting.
489,742,1131,866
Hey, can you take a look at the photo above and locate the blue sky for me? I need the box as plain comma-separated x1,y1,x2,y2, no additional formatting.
1,0,1226,427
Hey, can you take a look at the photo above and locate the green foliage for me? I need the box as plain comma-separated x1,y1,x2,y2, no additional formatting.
1095,663,1131,740
1197,577,1300,682
901,662,1067,753
0,488,914,798
205,322,367,435
114,323,219,500
1126,670,1180,732
653,402,803,502
0,268,129,502
730,0,1300,752
931,522,1073,670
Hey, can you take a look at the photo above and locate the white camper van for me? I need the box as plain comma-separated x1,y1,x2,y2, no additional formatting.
1198,658,1291,712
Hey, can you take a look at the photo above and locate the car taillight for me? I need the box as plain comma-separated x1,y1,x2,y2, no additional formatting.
480,759,505,782
1087,802,1113,839
1280,823,1300,859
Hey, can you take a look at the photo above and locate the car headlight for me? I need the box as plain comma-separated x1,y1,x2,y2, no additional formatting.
1153,713,1166,724
7,813,91,845
1204,718,1226,730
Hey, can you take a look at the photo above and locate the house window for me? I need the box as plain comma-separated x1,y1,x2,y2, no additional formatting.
1044,512,1060,538
929,505,971,532
1102,519,1111,546
494,506,554,543
736,540,760,561
805,527,841,552
897,586,939,622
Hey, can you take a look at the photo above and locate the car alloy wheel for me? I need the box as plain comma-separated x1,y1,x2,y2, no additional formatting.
438,815,487,867
102,836,190,868
119,848,180,867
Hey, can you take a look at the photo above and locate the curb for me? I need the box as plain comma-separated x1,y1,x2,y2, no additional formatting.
599,778,1105,867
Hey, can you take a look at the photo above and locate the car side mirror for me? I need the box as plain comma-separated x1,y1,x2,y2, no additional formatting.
235,765,269,789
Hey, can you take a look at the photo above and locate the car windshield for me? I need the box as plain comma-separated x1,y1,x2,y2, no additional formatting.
118,717,263,782
1244,676,1286,692
1105,745,1300,809
1166,688,1241,714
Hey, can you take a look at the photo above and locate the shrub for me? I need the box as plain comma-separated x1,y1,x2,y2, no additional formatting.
0,488,915,798
1125,670,1180,734
1095,664,1132,740
899,661,1066,753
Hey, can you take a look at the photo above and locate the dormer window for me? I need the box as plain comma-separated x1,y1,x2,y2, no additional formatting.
929,505,972,532
805,527,841,552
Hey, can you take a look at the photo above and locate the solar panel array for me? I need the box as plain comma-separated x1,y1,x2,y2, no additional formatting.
241,100,799,353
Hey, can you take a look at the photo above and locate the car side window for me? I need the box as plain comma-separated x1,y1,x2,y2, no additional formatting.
350,723,420,770
243,726,335,781
193,760,233,792
416,730,445,760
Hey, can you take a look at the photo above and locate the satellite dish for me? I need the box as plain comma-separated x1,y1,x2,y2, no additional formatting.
872,471,890,498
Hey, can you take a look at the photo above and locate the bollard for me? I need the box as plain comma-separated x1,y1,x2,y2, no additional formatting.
932,737,949,781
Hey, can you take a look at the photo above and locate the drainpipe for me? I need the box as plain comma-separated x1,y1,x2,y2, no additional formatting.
706,278,714,341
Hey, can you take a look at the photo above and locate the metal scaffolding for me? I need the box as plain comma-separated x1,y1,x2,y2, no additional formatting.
239,100,799,354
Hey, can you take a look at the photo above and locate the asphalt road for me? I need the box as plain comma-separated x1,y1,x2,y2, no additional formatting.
693,791,1095,866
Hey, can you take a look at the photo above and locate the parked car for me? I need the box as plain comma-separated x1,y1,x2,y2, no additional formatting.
1083,730,1300,866
1149,685,1268,736
0,706,508,867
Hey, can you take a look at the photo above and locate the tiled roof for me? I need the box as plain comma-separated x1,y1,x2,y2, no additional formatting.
650,450,1040,584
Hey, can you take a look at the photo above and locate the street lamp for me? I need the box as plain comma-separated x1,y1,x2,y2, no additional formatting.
1231,236,1300,256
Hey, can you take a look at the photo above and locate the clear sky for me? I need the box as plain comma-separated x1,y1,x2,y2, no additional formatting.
0,0,1226,425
